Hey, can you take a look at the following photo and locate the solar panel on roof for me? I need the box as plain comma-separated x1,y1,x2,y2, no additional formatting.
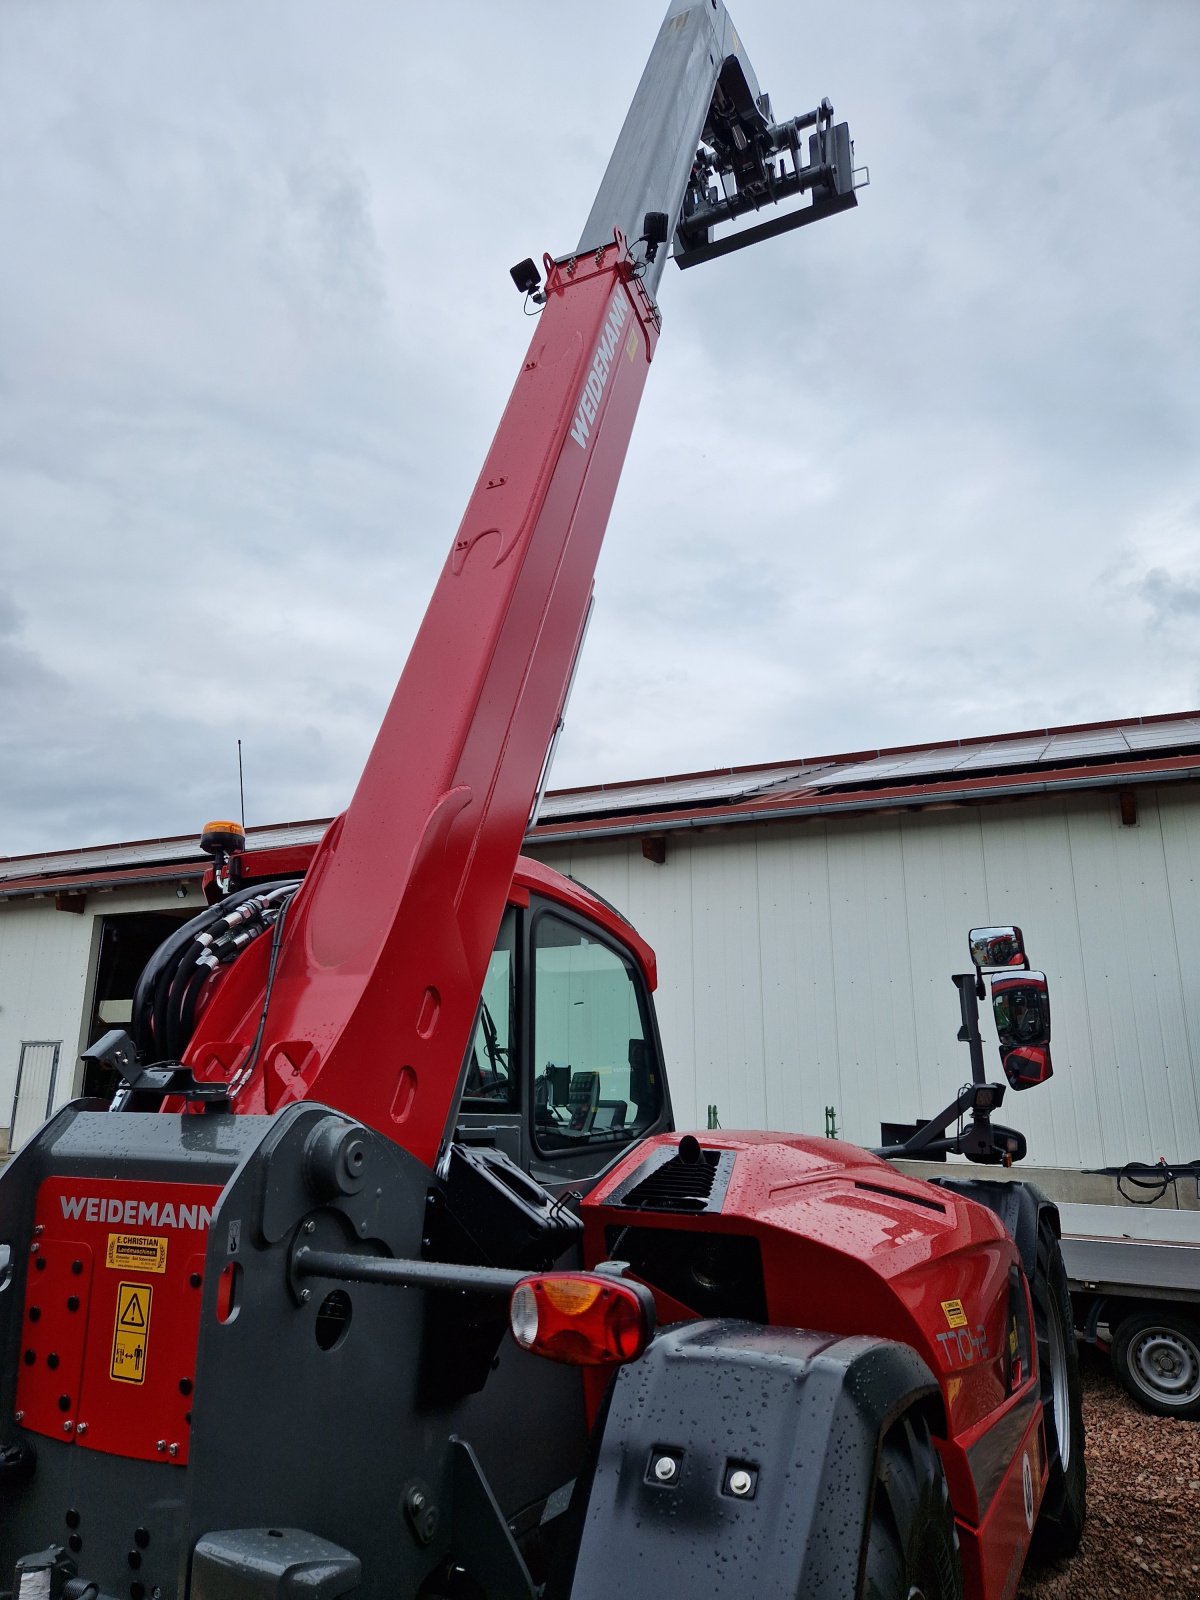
805,720,1200,793
0,841,198,881
1122,720,1200,751
0,820,331,885
1042,731,1129,759
539,764,817,820
7,721,1198,880
954,740,1051,769
813,745,982,788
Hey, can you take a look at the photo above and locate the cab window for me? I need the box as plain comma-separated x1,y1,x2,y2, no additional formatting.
531,912,662,1152
462,907,517,1105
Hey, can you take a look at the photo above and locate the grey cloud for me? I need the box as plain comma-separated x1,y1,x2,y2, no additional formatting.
2,1,1199,853
0,592,64,703
1137,568,1200,627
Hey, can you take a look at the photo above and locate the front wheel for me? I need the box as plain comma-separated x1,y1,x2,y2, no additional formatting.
1111,1308,1200,1419
1027,1214,1086,1564
862,1412,962,1600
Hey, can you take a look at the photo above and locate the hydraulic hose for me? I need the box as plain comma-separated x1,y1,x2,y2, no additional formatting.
131,880,299,1061
161,942,211,1061
171,964,215,1060
131,884,269,1053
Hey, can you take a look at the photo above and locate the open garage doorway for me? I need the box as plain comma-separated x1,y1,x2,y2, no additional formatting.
82,910,194,1101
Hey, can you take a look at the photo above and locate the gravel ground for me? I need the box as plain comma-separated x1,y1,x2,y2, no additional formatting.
1018,1347,1200,1600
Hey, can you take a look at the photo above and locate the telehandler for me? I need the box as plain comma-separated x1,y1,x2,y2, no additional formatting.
0,5,1083,1597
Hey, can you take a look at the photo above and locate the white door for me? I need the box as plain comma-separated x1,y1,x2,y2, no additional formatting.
10,1040,61,1150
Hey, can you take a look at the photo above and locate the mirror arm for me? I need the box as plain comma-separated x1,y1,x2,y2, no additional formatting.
871,1083,978,1159
883,1134,960,1158
952,973,988,1085
878,932,1049,1165
873,1079,1010,1162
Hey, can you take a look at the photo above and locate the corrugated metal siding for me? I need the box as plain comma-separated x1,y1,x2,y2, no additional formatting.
3,787,1197,1171
528,787,1200,1169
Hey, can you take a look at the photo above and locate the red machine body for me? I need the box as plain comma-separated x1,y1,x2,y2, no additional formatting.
583,1132,1049,1599
15,1177,219,1465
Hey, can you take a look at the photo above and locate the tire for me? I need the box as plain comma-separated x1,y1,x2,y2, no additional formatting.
862,1412,962,1600
1027,1214,1086,1564
1111,1308,1200,1420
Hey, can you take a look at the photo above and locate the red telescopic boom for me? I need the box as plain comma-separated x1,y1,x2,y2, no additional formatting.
186,243,659,1165
182,0,857,1166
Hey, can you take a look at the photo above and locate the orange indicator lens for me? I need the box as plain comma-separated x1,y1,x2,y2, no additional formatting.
509,1273,653,1366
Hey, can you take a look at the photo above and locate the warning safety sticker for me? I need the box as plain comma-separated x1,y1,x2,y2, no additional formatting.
110,1281,152,1385
940,1298,968,1329
106,1233,168,1274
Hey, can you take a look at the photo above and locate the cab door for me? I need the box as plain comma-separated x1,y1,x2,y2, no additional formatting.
454,895,671,1192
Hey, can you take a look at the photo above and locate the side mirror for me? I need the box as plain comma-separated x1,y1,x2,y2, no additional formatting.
1000,1045,1053,1092
991,970,1052,1090
968,925,1027,969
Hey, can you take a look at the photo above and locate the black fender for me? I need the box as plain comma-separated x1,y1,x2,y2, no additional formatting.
928,1175,1060,1280
548,1319,939,1600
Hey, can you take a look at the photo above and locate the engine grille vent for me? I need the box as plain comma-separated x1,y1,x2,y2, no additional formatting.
607,1145,734,1214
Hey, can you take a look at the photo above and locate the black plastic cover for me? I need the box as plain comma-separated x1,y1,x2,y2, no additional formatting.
191,1529,361,1600
432,1142,581,1271
549,1319,938,1600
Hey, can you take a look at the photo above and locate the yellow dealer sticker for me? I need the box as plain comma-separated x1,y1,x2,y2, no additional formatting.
106,1233,168,1274
941,1299,968,1329
110,1281,152,1385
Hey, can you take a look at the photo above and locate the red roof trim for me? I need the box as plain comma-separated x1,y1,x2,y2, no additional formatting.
0,818,330,869
0,862,207,899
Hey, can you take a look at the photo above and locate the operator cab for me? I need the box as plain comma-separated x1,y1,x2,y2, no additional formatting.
456,859,672,1191
185,842,670,1191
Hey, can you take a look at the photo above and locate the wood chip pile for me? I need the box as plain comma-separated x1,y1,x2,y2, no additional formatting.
1018,1349,1200,1600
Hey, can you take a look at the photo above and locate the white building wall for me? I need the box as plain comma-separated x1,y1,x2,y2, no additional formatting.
2,786,1197,1171
0,885,202,1149
529,786,1200,1170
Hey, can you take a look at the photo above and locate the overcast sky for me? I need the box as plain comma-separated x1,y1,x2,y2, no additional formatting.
2,1,1198,856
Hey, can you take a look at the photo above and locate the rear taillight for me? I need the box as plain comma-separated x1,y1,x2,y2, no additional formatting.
509,1272,654,1366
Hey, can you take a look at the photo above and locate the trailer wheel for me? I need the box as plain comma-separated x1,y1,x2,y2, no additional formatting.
1111,1309,1200,1419
862,1412,961,1600
1027,1214,1086,1564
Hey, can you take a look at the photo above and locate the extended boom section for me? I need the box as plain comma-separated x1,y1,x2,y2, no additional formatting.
577,0,857,286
